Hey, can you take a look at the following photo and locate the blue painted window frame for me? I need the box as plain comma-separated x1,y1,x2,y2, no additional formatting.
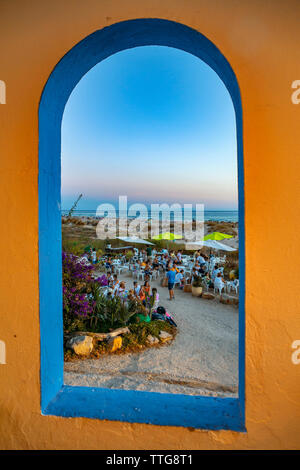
39,18,245,430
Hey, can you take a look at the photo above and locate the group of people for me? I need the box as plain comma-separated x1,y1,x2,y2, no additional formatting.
105,272,160,311
104,245,230,302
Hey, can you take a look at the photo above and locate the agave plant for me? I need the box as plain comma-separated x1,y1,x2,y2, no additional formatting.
88,283,108,329
192,274,203,288
117,299,138,326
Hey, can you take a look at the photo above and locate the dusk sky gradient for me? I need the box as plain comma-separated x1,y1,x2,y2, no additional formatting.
61,46,238,211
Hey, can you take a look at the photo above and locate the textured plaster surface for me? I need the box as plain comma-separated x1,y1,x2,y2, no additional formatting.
0,0,300,449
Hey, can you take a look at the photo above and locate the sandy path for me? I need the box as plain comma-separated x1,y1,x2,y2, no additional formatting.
64,272,239,397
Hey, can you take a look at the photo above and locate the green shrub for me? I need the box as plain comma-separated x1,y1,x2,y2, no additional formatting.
125,250,134,261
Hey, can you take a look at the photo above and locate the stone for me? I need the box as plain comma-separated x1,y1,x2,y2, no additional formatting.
147,335,159,345
107,335,122,352
220,294,239,305
159,331,173,343
202,292,215,300
66,335,93,356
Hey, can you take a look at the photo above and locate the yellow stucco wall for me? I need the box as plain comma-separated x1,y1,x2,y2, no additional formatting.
0,0,300,449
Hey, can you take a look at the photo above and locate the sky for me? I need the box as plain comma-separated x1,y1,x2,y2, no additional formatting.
61,45,238,212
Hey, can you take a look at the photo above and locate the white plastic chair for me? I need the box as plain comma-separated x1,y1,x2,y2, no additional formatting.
214,279,225,295
225,281,233,293
151,270,158,280
232,279,239,294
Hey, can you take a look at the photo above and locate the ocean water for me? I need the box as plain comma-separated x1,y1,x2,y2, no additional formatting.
61,209,238,222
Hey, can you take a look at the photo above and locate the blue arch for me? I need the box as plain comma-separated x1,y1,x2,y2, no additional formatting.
39,18,245,430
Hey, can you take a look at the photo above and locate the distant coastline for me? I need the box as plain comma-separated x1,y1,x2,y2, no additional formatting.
61,209,239,223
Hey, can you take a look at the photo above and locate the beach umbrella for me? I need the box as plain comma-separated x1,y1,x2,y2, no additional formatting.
183,240,236,251
203,240,236,251
117,236,154,245
203,232,233,241
152,232,183,241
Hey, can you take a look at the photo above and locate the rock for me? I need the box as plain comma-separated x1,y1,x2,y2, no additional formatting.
220,294,239,305
184,284,192,293
66,335,93,356
159,331,173,343
147,335,159,345
70,327,129,341
107,336,122,352
202,292,215,300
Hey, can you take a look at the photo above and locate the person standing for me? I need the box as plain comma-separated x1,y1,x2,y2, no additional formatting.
91,248,97,264
146,245,152,258
166,267,176,301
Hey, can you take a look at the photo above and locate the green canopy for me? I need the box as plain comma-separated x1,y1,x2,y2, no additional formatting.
152,232,183,241
203,232,233,241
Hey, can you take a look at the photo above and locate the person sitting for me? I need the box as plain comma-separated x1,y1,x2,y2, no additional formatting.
175,270,185,288
201,255,209,272
166,261,172,272
112,274,119,293
81,252,90,263
133,247,139,257
199,264,206,275
117,281,126,298
105,257,112,270
214,272,225,294
194,261,201,271
138,285,146,305
152,265,160,278
197,253,206,265
144,262,152,276
190,268,198,283
144,280,151,296
127,289,136,302
106,272,114,287
173,261,180,273
210,255,217,271
150,287,159,311
133,281,141,297
211,265,220,281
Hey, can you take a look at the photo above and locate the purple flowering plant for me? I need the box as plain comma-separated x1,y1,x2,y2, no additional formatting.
62,251,108,331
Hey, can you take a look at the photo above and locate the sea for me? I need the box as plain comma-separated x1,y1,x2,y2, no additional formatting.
61,209,238,223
